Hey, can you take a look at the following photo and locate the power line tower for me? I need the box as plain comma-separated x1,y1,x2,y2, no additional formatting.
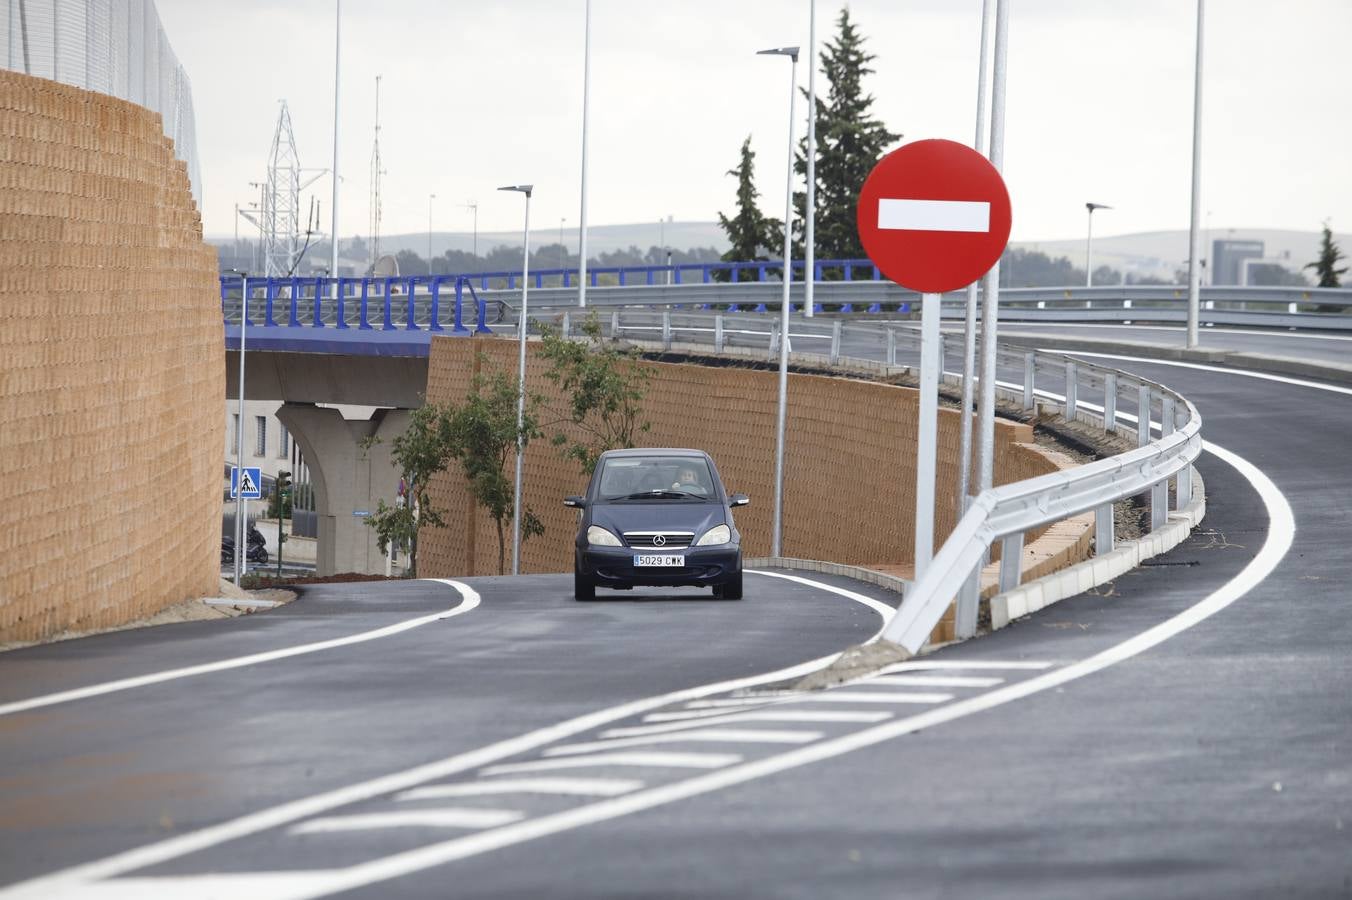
264,101,303,277
369,75,386,273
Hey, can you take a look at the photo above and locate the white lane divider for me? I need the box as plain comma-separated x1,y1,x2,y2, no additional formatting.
0,579,481,718
877,661,1054,673
479,752,743,776
795,691,954,705
684,696,791,710
540,728,823,758
606,710,892,738
397,778,644,801
289,809,524,835
864,675,1004,688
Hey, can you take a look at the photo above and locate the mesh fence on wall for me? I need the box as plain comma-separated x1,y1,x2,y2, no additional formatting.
0,0,200,205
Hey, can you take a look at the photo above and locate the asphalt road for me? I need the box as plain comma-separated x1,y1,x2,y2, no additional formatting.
2,325,1350,897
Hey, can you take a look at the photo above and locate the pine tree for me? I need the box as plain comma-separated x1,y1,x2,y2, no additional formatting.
794,7,902,267
717,136,783,281
1305,223,1347,288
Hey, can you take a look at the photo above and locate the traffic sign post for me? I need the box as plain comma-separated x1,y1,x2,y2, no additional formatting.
857,139,1011,579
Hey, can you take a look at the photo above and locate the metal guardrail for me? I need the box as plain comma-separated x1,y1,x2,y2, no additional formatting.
587,308,1202,655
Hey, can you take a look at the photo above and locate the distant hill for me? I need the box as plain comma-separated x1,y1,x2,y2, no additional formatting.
209,223,1346,280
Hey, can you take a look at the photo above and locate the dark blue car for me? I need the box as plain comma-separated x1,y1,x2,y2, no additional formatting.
565,448,749,601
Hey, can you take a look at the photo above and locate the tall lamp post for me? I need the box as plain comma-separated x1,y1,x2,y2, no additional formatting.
1085,202,1111,286
499,184,534,576
225,268,249,585
427,193,436,275
463,201,479,262
758,44,799,559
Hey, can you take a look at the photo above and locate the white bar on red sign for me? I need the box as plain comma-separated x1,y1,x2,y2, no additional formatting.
878,199,991,233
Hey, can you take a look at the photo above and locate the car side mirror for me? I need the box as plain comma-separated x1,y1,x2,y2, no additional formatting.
729,493,750,508
563,496,586,509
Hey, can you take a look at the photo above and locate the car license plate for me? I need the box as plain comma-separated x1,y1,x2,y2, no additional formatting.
633,554,684,567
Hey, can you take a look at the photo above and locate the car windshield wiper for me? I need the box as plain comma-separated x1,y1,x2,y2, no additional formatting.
616,490,693,501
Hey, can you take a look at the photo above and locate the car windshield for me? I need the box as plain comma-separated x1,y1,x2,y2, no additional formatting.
595,456,716,501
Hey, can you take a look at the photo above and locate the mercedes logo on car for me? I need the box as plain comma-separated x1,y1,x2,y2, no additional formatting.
652,534,667,547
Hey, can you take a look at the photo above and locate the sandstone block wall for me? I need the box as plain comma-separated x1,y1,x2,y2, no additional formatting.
0,71,223,643
419,336,1081,579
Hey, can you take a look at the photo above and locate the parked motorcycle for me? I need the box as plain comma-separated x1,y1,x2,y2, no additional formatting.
221,525,269,565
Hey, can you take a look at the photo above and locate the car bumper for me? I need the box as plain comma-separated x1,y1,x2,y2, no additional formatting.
577,545,742,588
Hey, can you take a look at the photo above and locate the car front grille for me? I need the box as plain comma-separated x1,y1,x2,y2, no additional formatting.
624,531,694,549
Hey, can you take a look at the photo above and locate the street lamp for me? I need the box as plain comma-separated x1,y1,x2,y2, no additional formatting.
559,218,567,271
1085,202,1112,287
499,184,534,577
463,201,479,263
758,44,799,559
224,268,249,586
427,193,436,275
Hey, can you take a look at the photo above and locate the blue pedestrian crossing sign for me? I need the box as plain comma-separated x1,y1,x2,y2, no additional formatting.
231,467,263,500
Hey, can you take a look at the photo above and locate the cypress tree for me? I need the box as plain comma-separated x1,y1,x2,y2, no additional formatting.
1305,223,1347,288
717,136,783,281
794,7,902,267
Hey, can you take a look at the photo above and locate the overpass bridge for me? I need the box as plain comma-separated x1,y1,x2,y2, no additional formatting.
220,262,1352,576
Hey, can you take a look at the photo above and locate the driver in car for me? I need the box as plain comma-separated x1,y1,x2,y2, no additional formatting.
671,466,708,496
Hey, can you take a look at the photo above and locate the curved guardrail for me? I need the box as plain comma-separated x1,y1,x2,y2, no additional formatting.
584,308,1203,655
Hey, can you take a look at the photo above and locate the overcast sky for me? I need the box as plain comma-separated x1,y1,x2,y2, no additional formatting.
159,0,1351,246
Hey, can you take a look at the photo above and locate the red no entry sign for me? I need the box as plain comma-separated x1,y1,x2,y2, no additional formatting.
857,139,1012,294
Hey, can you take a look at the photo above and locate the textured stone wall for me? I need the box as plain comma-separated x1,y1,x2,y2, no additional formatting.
0,71,223,643
419,336,1083,580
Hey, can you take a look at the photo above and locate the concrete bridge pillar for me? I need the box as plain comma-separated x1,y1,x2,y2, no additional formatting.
276,403,412,576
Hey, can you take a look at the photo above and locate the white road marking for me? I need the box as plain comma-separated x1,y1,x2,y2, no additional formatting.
0,571,891,900
397,778,643,801
605,710,891,738
541,728,822,758
3,436,1295,899
0,580,481,718
876,661,1054,674
797,691,954,704
644,707,767,722
479,752,743,776
986,322,1352,344
863,675,1004,688
879,198,990,233
684,696,790,709
750,570,898,620
1063,352,1352,397
289,809,524,834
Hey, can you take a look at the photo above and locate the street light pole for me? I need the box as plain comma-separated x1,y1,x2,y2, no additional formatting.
329,0,341,286
428,193,436,275
226,270,249,586
463,201,479,262
804,0,816,319
1085,202,1111,287
976,0,1009,498
1186,0,1205,348
758,45,799,559
577,0,591,307
499,184,534,576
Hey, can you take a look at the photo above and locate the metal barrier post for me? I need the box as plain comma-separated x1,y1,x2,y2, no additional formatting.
562,310,571,338
886,327,897,366
714,314,725,353
998,532,1024,593
1065,361,1078,421
1137,386,1151,447
954,569,980,640
1104,372,1117,432
1177,464,1194,509
382,278,395,330
1151,480,1169,531
829,319,842,365
264,280,278,327
405,277,418,330
289,277,302,327
662,310,671,351
610,310,619,337
1023,352,1036,409
358,279,372,329
335,277,349,328
1095,502,1114,556
428,277,445,331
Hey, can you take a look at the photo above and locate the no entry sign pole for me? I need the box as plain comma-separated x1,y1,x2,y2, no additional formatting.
856,139,1011,583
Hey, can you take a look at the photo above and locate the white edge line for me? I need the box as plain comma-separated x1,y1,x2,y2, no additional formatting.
0,580,481,718
3,571,891,895
193,438,1292,897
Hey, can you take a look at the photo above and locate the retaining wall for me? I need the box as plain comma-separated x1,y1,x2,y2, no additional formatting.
418,336,1087,583
0,71,222,643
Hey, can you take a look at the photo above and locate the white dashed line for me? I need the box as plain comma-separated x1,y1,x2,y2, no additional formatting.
478,751,744,776
541,728,823,758
796,691,954,704
863,675,1004,688
604,710,891,739
397,778,644,801
289,809,524,834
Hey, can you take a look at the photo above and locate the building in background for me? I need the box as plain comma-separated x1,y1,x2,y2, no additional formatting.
1212,239,1265,285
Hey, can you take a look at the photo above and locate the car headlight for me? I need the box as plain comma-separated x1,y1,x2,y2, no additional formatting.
696,524,731,546
586,525,622,547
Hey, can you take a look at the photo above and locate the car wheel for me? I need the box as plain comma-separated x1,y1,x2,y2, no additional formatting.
574,567,596,602
717,570,743,600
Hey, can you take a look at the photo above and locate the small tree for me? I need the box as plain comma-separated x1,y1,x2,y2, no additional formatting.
716,136,783,281
1305,224,1347,288
365,401,457,577
447,364,545,575
537,312,653,475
